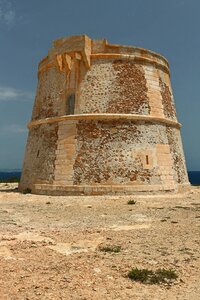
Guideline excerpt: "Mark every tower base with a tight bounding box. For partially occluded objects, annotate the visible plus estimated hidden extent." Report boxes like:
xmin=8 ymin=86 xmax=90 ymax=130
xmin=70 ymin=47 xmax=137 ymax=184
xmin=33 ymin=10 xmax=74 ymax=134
xmin=29 ymin=183 xmax=190 ymax=196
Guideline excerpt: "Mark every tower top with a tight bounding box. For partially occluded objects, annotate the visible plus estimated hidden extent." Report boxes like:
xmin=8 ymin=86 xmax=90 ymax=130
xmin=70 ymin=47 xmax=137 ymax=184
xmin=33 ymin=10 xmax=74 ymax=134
xmin=39 ymin=34 xmax=169 ymax=74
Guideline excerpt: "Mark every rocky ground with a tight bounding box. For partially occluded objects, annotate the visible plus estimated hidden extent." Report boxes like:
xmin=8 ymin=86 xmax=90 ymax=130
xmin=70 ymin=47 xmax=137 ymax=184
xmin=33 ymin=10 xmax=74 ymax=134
xmin=0 ymin=183 xmax=200 ymax=300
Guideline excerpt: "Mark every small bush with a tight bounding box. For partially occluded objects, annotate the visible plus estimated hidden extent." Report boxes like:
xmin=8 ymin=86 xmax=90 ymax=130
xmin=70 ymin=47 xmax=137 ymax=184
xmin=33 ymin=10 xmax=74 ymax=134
xmin=23 ymin=188 xmax=32 ymax=194
xmin=99 ymin=245 xmax=121 ymax=253
xmin=127 ymin=199 xmax=136 ymax=205
xmin=128 ymin=268 xmax=178 ymax=284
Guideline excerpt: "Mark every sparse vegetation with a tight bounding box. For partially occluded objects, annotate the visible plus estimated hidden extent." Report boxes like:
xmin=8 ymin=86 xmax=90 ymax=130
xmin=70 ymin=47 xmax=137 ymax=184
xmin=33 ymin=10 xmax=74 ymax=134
xmin=22 ymin=188 xmax=32 ymax=194
xmin=128 ymin=268 xmax=178 ymax=284
xmin=127 ymin=199 xmax=136 ymax=205
xmin=99 ymin=245 xmax=121 ymax=253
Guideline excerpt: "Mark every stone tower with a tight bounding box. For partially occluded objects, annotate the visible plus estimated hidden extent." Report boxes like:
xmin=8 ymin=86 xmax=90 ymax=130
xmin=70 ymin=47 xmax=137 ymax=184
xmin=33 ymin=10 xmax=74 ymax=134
xmin=19 ymin=35 xmax=190 ymax=195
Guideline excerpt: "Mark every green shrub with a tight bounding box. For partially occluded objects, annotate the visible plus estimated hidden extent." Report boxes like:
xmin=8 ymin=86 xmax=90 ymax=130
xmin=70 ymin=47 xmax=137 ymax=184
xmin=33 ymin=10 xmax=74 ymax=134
xmin=22 ymin=188 xmax=32 ymax=194
xmin=128 ymin=268 xmax=178 ymax=284
xmin=127 ymin=199 xmax=136 ymax=205
xmin=99 ymin=245 xmax=121 ymax=253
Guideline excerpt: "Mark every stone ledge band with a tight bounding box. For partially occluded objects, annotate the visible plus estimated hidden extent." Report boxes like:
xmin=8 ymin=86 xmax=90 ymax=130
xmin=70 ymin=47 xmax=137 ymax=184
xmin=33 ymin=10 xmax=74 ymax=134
xmin=33 ymin=183 xmax=190 ymax=195
xmin=90 ymin=53 xmax=169 ymax=74
xmin=38 ymin=53 xmax=170 ymax=76
xmin=28 ymin=114 xmax=181 ymax=129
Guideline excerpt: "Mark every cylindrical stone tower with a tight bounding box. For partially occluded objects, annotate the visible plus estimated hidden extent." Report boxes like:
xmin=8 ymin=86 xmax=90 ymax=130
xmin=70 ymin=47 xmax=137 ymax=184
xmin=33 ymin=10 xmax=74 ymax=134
xmin=19 ymin=35 xmax=190 ymax=195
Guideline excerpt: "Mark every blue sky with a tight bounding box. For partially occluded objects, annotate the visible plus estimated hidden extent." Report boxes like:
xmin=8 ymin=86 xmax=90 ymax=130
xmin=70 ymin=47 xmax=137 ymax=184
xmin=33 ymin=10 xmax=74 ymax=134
xmin=0 ymin=0 xmax=199 ymax=170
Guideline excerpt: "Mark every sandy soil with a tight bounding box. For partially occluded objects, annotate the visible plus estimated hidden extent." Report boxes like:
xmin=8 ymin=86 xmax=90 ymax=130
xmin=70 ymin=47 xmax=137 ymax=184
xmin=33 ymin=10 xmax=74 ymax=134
xmin=0 ymin=183 xmax=200 ymax=300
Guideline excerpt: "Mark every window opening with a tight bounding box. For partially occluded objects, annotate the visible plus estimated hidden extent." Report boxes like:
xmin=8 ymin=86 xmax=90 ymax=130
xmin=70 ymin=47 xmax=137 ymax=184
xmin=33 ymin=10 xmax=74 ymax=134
xmin=67 ymin=94 xmax=75 ymax=115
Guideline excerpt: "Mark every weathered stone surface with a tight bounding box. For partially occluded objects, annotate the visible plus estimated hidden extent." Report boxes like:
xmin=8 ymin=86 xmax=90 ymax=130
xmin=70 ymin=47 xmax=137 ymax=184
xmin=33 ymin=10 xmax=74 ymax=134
xmin=19 ymin=35 xmax=190 ymax=195
xmin=79 ymin=60 xmax=150 ymax=114
xmin=20 ymin=123 xmax=58 ymax=191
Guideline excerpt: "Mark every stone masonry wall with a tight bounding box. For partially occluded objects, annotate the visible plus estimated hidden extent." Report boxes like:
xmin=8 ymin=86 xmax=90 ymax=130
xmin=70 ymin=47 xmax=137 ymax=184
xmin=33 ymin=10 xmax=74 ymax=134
xmin=166 ymin=127 xmax=188 ymax=184
xmin=73 ymin=120 xmax=174 ymax=186
xmin=20 ymin=123 xmax=58 ymax=190
xmin=32 ymin=67 xmax=66 ymax=120
xmin=54 ymin=120 xmax=77 ymax=185
xmin=79 ymin=59 xmax=150 ymax=115
xmin=79 ymin=58 xmax=178 ymax=122
xmin=143 ymin=65 xmax=164 ymax=118
xmin=159 ymin=77 xmax=177 ymax=120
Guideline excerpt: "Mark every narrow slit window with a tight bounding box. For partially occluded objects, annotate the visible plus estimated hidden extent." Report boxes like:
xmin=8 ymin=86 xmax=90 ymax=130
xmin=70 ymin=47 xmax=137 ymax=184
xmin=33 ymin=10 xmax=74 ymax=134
xmin=37 ymin=150 xmax=40 ymax=157
xmin=67 ymin=93 xmax=75 ymax=115
xmin=146 ymin=155 xmax=149 ymax=165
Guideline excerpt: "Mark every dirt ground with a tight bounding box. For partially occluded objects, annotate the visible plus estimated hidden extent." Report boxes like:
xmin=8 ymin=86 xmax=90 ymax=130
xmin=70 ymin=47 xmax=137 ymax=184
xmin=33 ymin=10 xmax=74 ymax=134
xmin=0 ymin=183 xmax=200 ymax=300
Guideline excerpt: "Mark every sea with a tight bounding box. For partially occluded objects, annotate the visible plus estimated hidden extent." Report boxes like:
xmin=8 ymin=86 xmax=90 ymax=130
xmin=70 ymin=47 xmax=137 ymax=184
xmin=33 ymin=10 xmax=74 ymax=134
xmin=187 ymin=171 xmax=200 ymax=185
xmin=0 ymin=171 xmax=200 ymax=185
xmin=0 ymin=171 xmax=21 ymax=182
